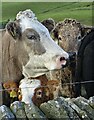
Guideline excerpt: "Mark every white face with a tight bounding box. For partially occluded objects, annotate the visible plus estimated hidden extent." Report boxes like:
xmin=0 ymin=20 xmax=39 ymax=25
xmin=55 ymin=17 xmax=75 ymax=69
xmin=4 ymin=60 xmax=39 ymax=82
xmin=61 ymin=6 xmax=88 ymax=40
xmin=19 ymin=78 xmax=41 ymax=104
xmin=16 ymin=9 xmax=69 ymax=78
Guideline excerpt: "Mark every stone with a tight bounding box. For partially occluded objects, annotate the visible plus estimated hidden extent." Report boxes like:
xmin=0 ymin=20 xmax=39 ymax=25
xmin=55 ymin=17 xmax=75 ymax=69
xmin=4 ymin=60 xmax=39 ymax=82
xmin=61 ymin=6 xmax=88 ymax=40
xmin=0 ymin=105 xmax=15 ymax=120
xmin=66 ymin=98 xmax=90 ymax=120
xmin=88 ymin=96 xmax=94 ymax=109
xmin=40 ymin=99 xmax=69 ymax=120
xmin=72 ymin=97 xmax=94 ymax=120
xmin=56 ymin=97 xmax=80 ymax=120
xmin=24 ymin=103 xmax=46 ymax=120
xmin=10 ymin=101 xmax=27 ymax=119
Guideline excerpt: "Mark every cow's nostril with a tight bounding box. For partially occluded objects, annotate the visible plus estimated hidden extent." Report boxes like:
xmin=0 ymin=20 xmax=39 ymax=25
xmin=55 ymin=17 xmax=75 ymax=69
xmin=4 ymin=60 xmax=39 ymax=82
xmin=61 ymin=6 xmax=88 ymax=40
xmin=60 ymin=57 xmax=65 ymax=61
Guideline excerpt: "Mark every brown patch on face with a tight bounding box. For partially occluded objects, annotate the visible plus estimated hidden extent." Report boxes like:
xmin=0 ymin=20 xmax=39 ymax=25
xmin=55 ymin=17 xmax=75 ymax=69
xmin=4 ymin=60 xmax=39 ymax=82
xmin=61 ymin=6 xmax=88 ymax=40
xmin=32 ymin=80 xmax=60 ymax=107
xmin=32 ymin=87 xmax=52 ymax=107
xmin=22 ymin=28 xmax=46 ymax=55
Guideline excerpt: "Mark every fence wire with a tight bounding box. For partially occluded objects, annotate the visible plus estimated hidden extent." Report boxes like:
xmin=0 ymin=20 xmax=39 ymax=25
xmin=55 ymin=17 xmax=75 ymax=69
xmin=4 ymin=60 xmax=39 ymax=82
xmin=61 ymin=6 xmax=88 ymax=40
xmin=0 ymin=80 xmax=94 ymax=92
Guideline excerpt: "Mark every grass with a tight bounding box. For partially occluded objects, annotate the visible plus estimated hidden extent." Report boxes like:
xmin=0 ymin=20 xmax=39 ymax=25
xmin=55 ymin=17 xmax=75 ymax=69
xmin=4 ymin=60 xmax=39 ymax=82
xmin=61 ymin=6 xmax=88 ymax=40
xmin=1 ymin=2 xmax=94 ymax=26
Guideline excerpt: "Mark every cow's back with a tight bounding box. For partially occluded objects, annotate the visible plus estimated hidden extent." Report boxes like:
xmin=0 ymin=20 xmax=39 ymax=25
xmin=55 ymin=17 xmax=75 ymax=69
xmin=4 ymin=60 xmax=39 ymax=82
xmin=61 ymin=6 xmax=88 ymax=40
xmin=75 ymin=28 xmax=94 ymax=98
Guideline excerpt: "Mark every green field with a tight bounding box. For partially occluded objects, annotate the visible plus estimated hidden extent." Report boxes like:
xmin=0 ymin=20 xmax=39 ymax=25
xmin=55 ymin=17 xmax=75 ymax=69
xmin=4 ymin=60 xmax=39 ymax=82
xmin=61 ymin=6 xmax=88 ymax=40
xmin=1 ymin=2 xmax=94 ymax=26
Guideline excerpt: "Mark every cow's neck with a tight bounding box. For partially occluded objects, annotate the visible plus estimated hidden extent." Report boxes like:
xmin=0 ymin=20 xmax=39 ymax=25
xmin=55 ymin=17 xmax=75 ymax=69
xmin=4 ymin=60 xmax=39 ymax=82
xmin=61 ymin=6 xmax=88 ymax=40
xmin=29 ymin=74 xmax=48 ymax=86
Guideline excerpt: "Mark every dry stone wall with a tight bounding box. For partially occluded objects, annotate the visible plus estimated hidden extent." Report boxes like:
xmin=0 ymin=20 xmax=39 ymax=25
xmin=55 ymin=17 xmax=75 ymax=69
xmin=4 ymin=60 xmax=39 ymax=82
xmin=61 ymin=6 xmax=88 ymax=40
xmin=0 ymin=96 xmax=94 ymax=120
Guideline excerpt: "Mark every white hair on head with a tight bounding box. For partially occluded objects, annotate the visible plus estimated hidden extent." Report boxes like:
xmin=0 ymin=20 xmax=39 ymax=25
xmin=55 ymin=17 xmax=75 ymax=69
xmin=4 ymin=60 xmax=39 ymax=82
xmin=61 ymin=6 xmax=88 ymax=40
xmin=16 ymin=9 xmax=37 ymax=20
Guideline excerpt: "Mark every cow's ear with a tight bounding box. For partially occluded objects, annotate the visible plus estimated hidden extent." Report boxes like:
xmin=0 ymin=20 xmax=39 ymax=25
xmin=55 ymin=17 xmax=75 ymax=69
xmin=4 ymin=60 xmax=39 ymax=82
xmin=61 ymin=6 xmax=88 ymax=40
xmin=6 ymin=21 xmax=22 ymax=40
xmin=41 ymin=18 xmax=55 ymax=33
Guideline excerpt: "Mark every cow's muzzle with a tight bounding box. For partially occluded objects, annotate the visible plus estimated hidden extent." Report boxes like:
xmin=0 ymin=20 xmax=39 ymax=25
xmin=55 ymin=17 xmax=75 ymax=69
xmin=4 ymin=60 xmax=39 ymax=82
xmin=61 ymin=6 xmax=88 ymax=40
xmin=62 ymin=52 xmax=76 ymax=68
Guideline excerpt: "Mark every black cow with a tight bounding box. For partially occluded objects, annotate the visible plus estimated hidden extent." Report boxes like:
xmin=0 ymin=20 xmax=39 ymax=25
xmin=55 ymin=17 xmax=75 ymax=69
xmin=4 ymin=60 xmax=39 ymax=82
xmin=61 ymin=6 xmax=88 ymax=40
xmin=75 ymin=28 xmax=94 ymax=98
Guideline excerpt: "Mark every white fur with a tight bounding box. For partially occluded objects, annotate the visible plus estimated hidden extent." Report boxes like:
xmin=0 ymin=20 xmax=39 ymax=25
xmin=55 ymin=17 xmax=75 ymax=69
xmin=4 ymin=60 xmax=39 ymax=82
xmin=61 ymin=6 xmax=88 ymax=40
xmin=19 ymin=78 xmax=41 ymax=104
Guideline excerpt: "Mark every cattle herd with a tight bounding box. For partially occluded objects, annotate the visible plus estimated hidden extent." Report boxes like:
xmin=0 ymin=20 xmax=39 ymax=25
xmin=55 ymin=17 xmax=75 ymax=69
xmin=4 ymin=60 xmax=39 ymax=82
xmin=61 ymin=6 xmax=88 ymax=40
xmin=0 ymin=9 xmax=94 ymax=107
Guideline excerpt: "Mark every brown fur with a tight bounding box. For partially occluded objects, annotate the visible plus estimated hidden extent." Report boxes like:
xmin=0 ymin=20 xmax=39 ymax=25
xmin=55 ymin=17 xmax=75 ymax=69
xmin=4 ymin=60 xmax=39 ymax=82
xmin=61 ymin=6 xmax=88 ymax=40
xmin=2 ymin=22 xmax=28 ymax=82
xmin=3 ymin=80 xmax=18 ymax=94
xmin=49 ymin=19 xmax=82 ymax=97
xmin=3 ymin=80 xmax=19 ymax=106
xmin=32 ymin=87 xmax=52 ymax=107
xmin=47 ymin=80 xmax=60 ymax=99
xmin=53 ymin=19 xmax=82 ymax=52
xmin=41 ymin=18 xmax=55 ymax=33
xmin=32 ymin=79 xmax=60 ymax=107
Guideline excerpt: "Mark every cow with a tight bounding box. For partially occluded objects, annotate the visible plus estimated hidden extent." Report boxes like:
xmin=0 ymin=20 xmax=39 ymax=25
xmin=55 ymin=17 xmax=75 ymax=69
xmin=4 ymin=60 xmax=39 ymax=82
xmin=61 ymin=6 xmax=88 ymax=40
xmin=3 ymin=80 xmax=19 ymax=106
xmin=1 ymin=9 xmax=69 ymax=105
xmin=18 ymin=79 xmax=60 ymax=106
xmin=75 ymin=28 xmax=94 ymax=98
xmin=46 ymin=19 xmax=83 ymax=97
xmin=32 ymin=80 xmax=60 ymax=107
xmin=51 ymin=19 xmax=92 ymax=97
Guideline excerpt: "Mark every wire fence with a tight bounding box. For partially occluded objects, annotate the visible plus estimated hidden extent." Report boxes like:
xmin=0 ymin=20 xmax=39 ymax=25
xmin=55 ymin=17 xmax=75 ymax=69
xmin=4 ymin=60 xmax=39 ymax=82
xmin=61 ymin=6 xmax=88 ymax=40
xmin=0 ymin=80 xmax=94 ymax=92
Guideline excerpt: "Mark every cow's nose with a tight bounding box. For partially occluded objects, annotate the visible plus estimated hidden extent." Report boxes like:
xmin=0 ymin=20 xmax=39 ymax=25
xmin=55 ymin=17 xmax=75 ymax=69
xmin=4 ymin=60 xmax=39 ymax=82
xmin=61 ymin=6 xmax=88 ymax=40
xmin=56 ymin=56 xmax=68 ymax=69
xmin=68 ymin=52 xmax=76 ymax=61
xmin=60 ymin=57 xmax=66 ymax=61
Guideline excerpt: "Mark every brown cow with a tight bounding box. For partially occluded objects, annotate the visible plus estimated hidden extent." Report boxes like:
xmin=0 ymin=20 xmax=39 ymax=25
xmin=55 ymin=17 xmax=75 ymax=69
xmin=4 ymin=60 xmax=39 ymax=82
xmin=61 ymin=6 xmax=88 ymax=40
xmin=47 ymin=19 xmax=83 ymax=97
xmin=51 ymin=19 xmax=92 ymax=97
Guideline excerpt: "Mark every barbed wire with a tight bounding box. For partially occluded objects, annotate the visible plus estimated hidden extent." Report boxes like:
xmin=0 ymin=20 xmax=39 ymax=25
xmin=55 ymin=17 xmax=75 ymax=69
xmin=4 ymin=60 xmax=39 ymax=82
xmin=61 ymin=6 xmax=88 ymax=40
xmin=0 ymin=80 xmax=94 ymax=92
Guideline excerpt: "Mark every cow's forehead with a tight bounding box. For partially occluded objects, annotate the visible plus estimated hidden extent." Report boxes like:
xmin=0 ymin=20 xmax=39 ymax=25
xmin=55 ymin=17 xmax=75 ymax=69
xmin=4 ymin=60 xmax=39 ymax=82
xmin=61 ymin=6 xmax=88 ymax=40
xmin=16 ymin=9 xmax=49 ymax=35
xmin=16 ymin=9 xmax=37 ymax=21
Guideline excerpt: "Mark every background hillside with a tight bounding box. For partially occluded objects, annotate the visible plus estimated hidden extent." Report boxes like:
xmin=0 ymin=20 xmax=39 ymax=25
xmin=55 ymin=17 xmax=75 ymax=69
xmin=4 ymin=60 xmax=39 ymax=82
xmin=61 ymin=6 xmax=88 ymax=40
xmin=1 ymin=2 xmax=94 ymax=26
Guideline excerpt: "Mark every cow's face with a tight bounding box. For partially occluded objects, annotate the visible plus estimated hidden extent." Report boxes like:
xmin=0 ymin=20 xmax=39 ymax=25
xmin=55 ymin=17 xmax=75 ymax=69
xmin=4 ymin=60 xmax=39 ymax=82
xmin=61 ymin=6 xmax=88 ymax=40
xmin=18 ymin=78 xmax=41 ymax=104
xmin=6 ymin=9 xmax=69 ymax=78
xmin=53 ymin=19 xmax=82 ymax=52
xmin=3 ymin=81 xmax=18 ymax=98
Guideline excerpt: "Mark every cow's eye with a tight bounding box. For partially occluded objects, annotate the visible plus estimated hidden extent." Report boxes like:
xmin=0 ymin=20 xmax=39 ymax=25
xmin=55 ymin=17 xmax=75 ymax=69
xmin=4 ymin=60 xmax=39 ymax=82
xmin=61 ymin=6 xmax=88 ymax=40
xmin=27 ymin=35 xmax=36 ymax=40
xmin=37 ymin=90 xmax=42 ymax=95
xmin=38 ymin=91 xmax=42 ymax=95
